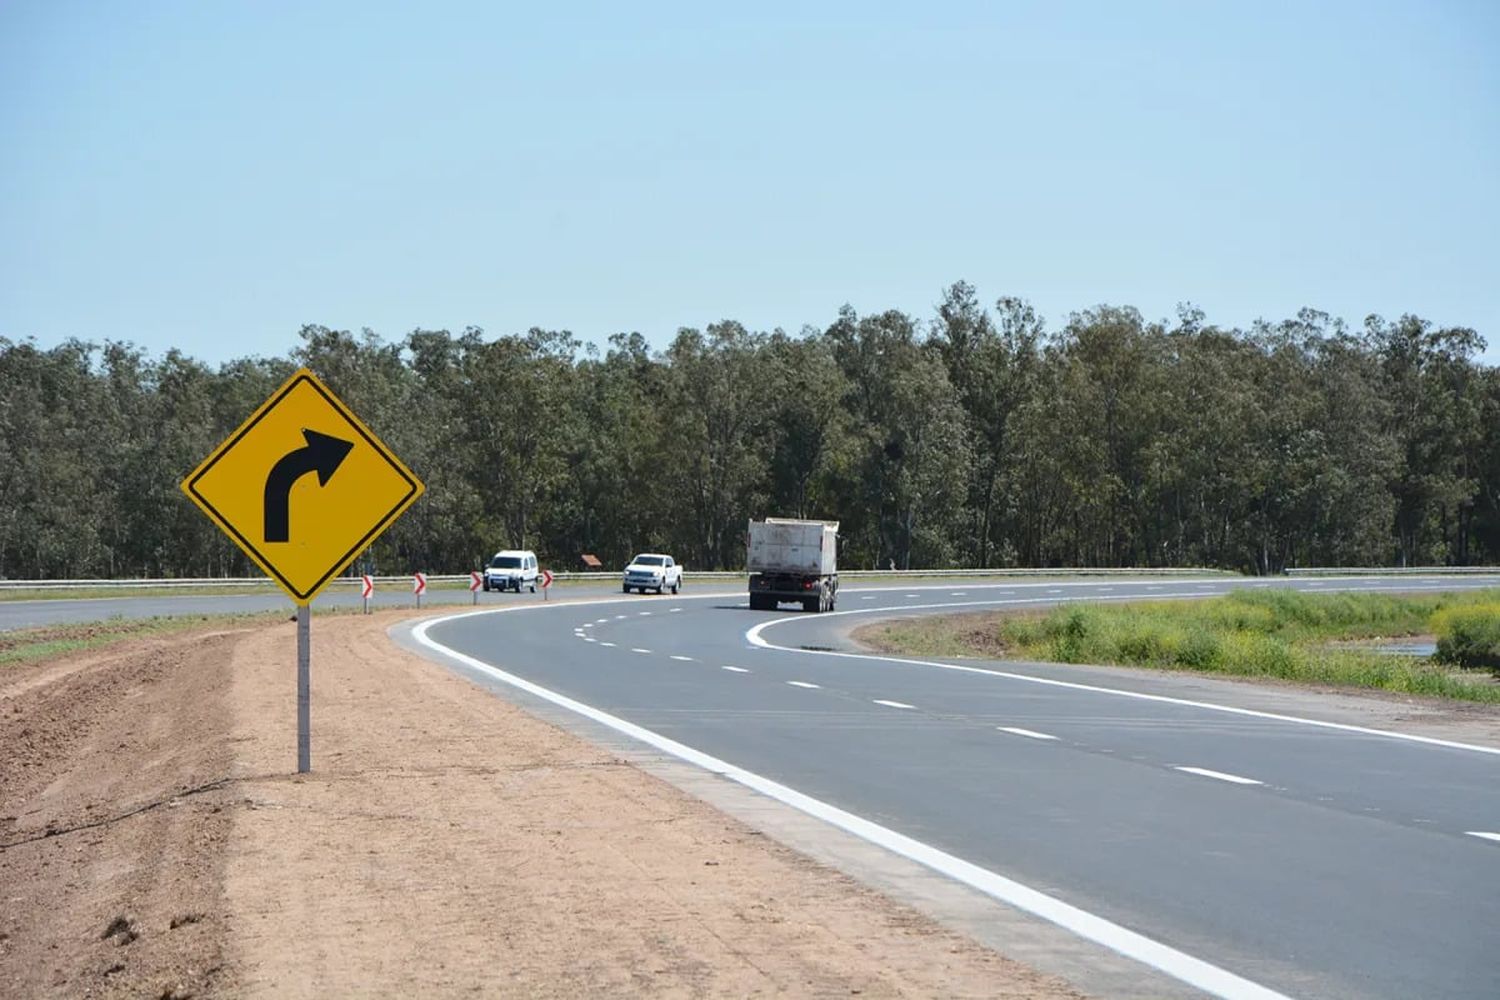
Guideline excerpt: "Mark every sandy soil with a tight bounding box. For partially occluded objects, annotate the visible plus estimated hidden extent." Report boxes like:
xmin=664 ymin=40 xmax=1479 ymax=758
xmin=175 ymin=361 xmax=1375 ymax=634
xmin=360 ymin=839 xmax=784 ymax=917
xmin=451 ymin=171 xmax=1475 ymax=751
xmin=1 ymin=610 xmax=1087 ymax=999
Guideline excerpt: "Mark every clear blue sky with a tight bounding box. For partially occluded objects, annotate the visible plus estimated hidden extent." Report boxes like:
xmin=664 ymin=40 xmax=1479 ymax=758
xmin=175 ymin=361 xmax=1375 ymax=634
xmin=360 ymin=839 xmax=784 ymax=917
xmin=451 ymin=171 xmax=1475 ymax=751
xmin=3 ymin=0 xmax=1497 ymax=365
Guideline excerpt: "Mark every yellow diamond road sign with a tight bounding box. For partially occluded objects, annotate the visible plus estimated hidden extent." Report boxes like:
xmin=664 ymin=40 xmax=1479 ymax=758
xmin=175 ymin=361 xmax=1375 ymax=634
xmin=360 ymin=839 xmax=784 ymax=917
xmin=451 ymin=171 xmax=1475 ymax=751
xmin=181 ymin=368 xmax=424 ymax=604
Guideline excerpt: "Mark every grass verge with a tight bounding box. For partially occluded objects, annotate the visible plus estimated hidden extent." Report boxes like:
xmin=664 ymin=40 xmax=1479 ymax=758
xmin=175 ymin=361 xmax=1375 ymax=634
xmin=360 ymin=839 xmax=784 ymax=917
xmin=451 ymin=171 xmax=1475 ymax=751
xmin=862 ymin=588 xmax=1500 ymax=703
xmin=0 ymin=610 xmax=304 ymax=669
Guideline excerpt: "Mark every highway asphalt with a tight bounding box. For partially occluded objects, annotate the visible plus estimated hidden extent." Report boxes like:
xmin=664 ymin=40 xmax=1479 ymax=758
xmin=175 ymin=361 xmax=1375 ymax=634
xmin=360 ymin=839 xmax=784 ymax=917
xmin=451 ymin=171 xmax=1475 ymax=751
xmin=410 ymin=574 xmax=1500 ymax=1000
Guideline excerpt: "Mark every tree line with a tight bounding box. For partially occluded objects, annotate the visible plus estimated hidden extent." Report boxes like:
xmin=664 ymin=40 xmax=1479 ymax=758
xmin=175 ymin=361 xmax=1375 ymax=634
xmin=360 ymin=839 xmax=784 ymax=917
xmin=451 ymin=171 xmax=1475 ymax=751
xmin=2 ymin=283 xmax=1496 ymax=580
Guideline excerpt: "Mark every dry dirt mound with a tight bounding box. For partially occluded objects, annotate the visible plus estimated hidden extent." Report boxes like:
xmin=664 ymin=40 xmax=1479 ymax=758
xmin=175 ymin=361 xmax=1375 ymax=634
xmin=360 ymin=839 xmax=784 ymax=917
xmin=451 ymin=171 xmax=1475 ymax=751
xmin=2 ymin=610 xmax=1086 ymax=998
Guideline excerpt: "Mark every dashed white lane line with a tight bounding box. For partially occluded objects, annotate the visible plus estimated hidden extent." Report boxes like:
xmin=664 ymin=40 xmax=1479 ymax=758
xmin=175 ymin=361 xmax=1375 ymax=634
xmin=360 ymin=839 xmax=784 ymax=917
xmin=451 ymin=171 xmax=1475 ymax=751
xmin=998 ymin=727 xmax=1057 ymax=741
xmin=1046 ymin=588 xmax=1061 ymax=594
xmin=670 ymin=655 xmax=694 ymax=662
xmin=787 ymin=681 xmax=821 ymax=689
xmin=595 ymin=618 xmax=609 ymax=624
xmin=861 ymin=595 xmax=876 ymax=600
xmin=1097 ymin=586 xmax=1114 ymax=591
xmin=599 ymin=642 xmax=616 ymax=648
xmin=1466 ymin=831 xmax=1500 ymax=844
xmin=950 ymin=592 xmax=967 ymax=596
xmin=639 ymin=611 xmax=653 ymax=616
xmin=583 ymin=637 xmax=597 ymax=643
xmin=904 ymin=593 xmax=919 ymax=598
xmin=670 ymin=608 xmax=683 ymax=613
xmin=631 ymin=647 xmax=652 ymax=654
xmin=615 ymin=615 xmax=628 ymax=620
xmin=873 ymin=699 xmax=916 ymax=710
xmin=1174 ymin=766 xmax=1262 ymax=786
xmin=721 ymin=665 xmax=750 ymax=673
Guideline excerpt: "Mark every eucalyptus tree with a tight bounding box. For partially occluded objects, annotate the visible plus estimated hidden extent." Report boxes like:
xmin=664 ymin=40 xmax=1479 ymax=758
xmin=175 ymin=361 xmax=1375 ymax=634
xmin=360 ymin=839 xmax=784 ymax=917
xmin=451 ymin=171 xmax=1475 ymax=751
xmin=929 ymin=282 xmax=1042 ymax=566
xmin=658 ymin=321 xmax=775 ymax=569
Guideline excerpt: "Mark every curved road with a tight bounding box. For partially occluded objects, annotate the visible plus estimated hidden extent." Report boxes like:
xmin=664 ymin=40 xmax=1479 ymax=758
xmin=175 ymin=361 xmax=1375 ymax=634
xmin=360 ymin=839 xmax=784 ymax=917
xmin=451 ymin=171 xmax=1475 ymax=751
xmin=405 ymin=575 xmax=1500 ymax=1000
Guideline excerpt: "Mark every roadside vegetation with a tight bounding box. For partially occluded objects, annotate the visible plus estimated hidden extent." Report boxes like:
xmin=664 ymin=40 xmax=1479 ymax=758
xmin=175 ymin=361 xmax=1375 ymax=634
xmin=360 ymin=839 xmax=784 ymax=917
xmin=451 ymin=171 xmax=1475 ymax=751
xmin=1 ymin=611 xmax=302 ymax=668
xmin=866 ymin=589 xmax=1500 ymax=703
xmin=4 ymin=287 xmax=1497 ymax=581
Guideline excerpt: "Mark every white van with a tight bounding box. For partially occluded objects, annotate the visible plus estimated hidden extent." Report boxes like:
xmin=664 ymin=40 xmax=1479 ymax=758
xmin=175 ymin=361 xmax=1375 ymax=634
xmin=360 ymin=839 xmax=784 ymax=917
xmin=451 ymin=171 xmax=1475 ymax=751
xmin=483 ymin=549 xmax=539 ymax=592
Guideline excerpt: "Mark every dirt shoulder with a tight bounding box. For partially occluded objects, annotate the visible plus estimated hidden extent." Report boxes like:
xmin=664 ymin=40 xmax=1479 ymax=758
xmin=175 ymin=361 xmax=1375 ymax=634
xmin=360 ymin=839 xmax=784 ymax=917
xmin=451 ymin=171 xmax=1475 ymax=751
xmin=2 ymin=610 xmax=1086 ymax=999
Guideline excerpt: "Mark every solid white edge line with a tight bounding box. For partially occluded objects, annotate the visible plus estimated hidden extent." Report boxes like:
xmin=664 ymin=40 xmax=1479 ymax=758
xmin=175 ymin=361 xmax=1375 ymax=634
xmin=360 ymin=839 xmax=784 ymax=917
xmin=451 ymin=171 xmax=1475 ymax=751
xmin=410 ymin=611 xmax=1292 ymax=1000
xmin=998 ymin=727 xmax=1058 ymax=741
xmin=1466 ymin=831 xmax=1500 ymax=843
xmin=744 ymin=596 xmax=1500 ymax=757
xmin=1174 ymin=766 xmax=1263 ymax=786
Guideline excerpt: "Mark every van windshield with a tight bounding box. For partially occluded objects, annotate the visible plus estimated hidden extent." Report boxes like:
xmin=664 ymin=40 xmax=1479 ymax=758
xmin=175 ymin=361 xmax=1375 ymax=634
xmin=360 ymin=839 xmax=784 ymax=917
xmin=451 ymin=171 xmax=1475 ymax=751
xmin=632 ymin=555 xmax=663 ymax=566
xmin=490 ymin=556 xmax=521 ymax=568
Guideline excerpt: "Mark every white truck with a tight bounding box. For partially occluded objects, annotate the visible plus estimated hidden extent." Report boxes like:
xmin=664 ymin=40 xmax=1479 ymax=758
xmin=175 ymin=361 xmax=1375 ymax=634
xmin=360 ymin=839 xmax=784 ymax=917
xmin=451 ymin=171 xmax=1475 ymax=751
xmin=746 ymin=518 xmax=838 ymax=612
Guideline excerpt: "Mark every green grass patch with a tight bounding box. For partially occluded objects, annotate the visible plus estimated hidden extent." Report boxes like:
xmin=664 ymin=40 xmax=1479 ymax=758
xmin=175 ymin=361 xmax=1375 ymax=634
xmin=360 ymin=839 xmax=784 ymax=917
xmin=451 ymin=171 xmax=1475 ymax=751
xmin=0 ymin=611 xmax=295 ymax=668
xmin=867 ymin=588 xmax=1500 ymax=703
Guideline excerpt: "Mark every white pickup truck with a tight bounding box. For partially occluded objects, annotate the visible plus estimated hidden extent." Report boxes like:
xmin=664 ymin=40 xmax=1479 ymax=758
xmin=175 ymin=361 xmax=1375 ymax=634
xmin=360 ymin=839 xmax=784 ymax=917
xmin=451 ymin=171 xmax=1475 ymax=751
xmin=623 ymin=553 xmax=682 ymax=594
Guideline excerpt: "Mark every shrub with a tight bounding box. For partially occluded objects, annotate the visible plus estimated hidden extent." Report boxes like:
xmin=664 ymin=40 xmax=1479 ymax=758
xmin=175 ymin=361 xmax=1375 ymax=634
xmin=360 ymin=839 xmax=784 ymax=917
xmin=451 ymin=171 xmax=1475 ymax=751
xmin=1433 ymin=606 xmax=1500 ymax=671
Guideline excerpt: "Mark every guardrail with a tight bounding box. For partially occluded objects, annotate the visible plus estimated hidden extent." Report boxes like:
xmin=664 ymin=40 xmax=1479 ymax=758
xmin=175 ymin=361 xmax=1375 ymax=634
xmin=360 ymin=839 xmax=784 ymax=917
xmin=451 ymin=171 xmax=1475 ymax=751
xmin=0 ymin=566 xmax=1247 ymax=590
xmin=1284 ymin=567 xmax=1500 ymax=576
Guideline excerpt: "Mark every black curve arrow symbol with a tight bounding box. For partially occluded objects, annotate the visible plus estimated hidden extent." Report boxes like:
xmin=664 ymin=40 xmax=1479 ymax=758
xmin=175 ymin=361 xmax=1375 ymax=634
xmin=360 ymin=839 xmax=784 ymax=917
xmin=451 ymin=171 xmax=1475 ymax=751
xmin=263 ymin=429 xmax=355 ymax=543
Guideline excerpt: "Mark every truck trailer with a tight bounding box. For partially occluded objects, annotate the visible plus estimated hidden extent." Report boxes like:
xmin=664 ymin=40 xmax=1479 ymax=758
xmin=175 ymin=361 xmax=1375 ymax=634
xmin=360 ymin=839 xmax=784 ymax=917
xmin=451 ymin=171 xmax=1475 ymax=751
xmin=746 ymin=517 xmax=838 ymax=612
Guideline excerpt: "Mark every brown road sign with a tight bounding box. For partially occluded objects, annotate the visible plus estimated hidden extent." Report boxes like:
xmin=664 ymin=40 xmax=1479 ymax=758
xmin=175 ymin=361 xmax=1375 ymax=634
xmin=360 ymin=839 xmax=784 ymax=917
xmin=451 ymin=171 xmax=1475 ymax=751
xmin=181 ymin=368 xmax=424 ymax=604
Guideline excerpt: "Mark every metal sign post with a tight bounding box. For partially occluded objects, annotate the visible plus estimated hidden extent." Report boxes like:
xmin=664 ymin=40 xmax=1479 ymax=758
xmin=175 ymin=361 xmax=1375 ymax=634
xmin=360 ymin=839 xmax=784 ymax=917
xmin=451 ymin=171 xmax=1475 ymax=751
xmin=297 ymin=604 xmax=311 ymax=773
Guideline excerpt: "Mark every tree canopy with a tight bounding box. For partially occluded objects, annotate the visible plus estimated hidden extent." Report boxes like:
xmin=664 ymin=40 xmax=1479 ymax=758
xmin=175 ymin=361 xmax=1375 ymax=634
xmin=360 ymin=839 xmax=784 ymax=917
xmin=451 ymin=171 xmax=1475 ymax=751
xmin=2 ymin=287 xmax=1495 ymax=579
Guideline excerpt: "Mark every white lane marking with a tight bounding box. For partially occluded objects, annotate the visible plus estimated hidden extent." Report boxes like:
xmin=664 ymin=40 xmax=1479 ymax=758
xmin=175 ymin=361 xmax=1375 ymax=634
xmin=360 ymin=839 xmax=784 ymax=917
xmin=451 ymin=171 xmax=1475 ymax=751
xmin=861 ymin=595 xmax=876 ymax=600
xmin=1097 ymin=586 xmax=1114 ymax=591
xmin=998 ymin=727 xmax=1057 ymax=741
xmin=615 ymin=615 xmax=628 ymax=620
xmin=670 ymin=655 xmax=694 ymax=662
xmin=721 ymin=665 xmax=750 ymax=673
xmin=410 ymin=616 xmax=1293 ymax=1000
xmin=639 ymin=611 xmax=653 ymax=616
xmin=595 ymin=618 xmax=610 ymax=624
xmin=1466 ymin=831 xmax=1500 ymax=843
xmin=1046 ymin=588 xmax=1061 ymax=594
xmin=583 ymin=637 xmax=597 ymax=643
xmin=1146 ymin=585 xmax=1161 ymax=590
xmin=950 ymin=592 xmax=967 ymax=596
xmin=630 ymin=647 xmax=652 ymax=654
xmin=874 ymin=699 xmax=916 ymax=710
xmin=1173 ymin=767 xmax=1262 ymax=786
xmin=599 ymin=641 xmax=616 ymax=648
xmin=670 ymin=608 xmax=683 ymax=613
xmin=787 ymin=680 xmax=821 ymax=689
xmin=905 ymin=593 xmax=919 ymax=598
xmin=744 ymin=598 xmax=1500 ymax=757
